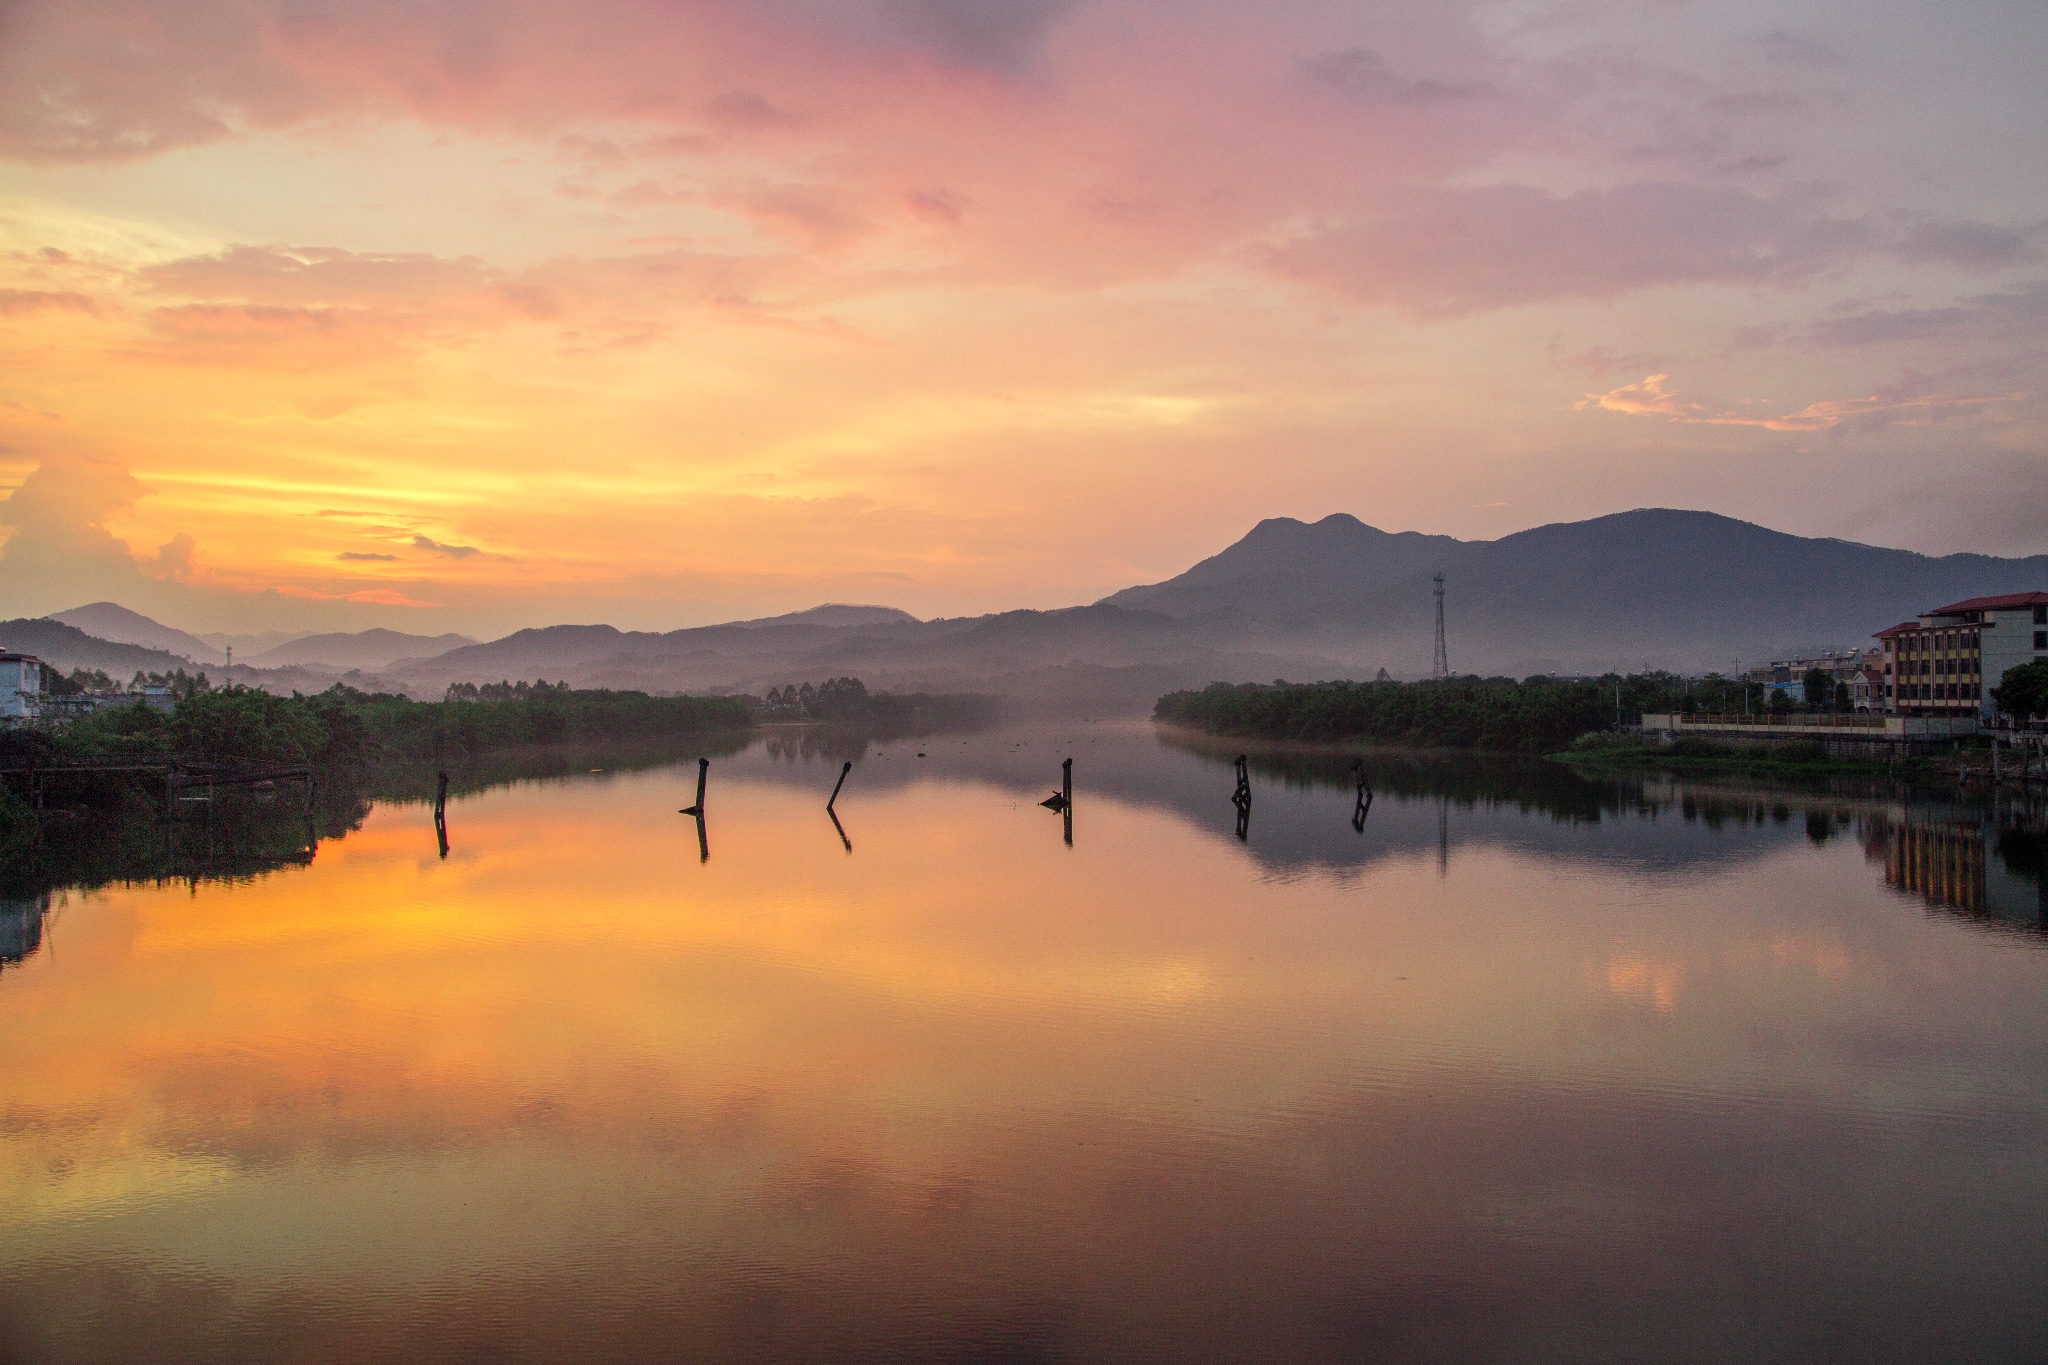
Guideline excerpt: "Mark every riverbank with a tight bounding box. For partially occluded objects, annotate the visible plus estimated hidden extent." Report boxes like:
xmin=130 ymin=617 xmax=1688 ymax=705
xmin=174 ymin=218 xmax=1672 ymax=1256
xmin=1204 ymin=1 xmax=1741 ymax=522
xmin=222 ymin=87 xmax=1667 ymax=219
xmin=1151 ymin=715 xmax=1960 ymax=787
xmin=1150 ymin=679 xmax=2001 ymax=785
xmin=1552 ymin=734 xmax=1941 ymax=780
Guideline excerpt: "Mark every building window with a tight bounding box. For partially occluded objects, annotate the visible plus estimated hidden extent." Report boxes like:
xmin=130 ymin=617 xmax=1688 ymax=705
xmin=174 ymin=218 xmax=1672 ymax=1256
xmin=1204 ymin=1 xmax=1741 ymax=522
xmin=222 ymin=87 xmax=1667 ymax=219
xmin=2037 ymin=630 xmax=2047 ymax=650
xmin=2036 ymin=605 xmax=2046 ymax=625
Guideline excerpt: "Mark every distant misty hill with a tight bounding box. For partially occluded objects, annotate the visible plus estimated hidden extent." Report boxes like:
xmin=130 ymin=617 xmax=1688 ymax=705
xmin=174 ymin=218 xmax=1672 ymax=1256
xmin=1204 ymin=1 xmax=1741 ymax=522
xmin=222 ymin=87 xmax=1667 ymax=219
xmin=1101 ymin=509 xmax=2048 ymax=675
xmin=0 ymin=618 xmax=198 ymax=677
xmin=29 ymin=510 xmax=2048 ymax=714
xmin=401 ymin=604 xmax=1344 ymax=715
xmin=247 ymin=628 xmax=477 ymax=670
xmin=731 ymin=604 xmax=920 ymax=629
xmin=52 ymin=602 xmax=225 ymax=665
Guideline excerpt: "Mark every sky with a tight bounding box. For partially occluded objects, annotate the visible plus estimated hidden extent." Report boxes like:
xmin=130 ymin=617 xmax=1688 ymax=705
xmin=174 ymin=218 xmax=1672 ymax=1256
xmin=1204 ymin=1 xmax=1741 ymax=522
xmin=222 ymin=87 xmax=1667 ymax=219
xmin=0 ymin=0 xmax=2043 ymax=637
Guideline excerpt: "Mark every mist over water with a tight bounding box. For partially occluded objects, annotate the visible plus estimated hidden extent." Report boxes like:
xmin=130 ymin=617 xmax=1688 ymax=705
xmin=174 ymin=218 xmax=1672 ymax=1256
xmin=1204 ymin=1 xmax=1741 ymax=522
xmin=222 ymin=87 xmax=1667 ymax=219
xmin=3 ymin=723 xmax=2047 ymax=1363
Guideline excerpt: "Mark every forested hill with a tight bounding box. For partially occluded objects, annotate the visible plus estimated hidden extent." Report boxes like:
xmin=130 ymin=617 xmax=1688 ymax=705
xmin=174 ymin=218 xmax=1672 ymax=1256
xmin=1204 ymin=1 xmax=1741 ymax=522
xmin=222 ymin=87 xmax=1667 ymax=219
xmin=1102 ymin=509 xmax=2048 ymax=674
xmin=0 ymin=618 xmax=197 ymax=677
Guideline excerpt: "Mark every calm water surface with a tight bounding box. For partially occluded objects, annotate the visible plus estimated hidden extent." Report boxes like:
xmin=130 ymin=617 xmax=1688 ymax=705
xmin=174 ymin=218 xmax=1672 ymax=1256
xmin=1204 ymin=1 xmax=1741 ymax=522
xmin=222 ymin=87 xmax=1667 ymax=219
xmin=4 ymin=723 xmax=2048 ymax=1363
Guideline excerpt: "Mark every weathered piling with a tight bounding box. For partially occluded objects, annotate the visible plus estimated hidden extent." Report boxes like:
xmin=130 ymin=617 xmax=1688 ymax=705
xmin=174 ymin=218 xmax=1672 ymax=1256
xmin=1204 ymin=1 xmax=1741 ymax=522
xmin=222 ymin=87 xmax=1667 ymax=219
xmin=434 ymin=770 xmax=450 ymax=859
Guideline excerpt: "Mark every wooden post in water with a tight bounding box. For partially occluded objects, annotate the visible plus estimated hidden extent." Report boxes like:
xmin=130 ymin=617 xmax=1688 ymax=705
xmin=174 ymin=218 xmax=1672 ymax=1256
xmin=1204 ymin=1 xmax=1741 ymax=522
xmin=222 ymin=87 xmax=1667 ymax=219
xmin=1062 ymin=758 xmax=1073 ymax=847
xmin=828 ymin=761 xmax=852 ymax=811
xmin=677 ymin=758 xmax=711 ymax=863
xmin=433 ymin=769 xmax=450 ymax=859
xmin=681 ymin=758 xmax=709 ymax=817
xmin=1231 ymin=755 xmax=1253 ymax=841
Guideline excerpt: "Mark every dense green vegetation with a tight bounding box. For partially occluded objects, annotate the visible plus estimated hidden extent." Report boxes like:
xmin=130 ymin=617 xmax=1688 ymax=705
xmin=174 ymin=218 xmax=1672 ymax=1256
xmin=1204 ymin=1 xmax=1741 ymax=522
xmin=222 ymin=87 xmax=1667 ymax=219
xmin=0 ymin=683 xmax=757 ymax=896
xmin=1994 ymin=661 xmax=2048 ymax=722
xmin=759 ymin=676 xmax=1002 ymax=732
xmin=13 ymin=683 xmax=753 ymax=769
xmin=1154 ymin=674 xmax=1733 ymax=755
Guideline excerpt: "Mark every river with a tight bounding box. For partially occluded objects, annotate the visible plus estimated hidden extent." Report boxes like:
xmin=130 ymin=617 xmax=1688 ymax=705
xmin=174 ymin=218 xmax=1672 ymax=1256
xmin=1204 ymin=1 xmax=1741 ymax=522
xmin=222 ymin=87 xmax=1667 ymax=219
xmin=3 ymin=722 xmax=2046 ymax=1362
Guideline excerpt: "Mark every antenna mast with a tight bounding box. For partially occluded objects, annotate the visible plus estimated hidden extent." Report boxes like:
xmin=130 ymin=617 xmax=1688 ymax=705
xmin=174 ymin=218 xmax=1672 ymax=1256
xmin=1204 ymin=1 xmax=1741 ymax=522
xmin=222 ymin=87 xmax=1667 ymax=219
xmin=1431 ymin=572 xmax=1448 ymax=680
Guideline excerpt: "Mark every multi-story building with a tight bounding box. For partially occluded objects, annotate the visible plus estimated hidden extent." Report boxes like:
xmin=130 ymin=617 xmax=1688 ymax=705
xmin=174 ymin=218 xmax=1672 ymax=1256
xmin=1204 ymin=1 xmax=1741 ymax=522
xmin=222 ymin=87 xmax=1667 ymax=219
xmin=1742 ymin=648 xmax=1879 ymax=702
xmin=1876 ymin=592 xmax=2048 ymax=722
xmin=0 ymin=652 xmax=45 ymax=719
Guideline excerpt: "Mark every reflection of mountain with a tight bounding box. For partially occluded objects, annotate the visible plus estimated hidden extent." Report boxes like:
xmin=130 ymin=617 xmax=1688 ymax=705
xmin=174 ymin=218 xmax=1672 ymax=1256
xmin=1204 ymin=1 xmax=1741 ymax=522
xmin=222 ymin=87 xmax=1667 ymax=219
xmin=12 ymin=716 xmax=2044 ymax=926
xmin=1866 ymin=815 xmax=2048 ymax=936
xmin=713 ymin=721 xmax=1963 ymax=884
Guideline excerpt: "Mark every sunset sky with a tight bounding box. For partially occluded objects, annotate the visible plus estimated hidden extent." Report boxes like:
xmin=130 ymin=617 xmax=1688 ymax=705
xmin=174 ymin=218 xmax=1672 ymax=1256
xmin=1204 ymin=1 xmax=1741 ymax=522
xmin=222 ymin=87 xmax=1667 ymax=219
xmin=1 ymin=0 xmax=2043 ymax=636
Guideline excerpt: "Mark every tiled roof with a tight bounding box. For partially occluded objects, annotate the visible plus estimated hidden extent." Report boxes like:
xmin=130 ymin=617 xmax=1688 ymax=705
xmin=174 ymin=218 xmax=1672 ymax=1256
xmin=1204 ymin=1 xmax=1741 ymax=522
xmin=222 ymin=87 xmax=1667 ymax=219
xmin=1929 ymin=591 xmax=2048 ymax=614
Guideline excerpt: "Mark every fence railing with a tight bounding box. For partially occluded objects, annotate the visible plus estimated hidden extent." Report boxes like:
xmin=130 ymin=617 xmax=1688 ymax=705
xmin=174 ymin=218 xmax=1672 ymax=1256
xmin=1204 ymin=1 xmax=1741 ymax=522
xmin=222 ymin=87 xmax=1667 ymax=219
xmin=1667 ymin=713 xmax=1889 ymax=730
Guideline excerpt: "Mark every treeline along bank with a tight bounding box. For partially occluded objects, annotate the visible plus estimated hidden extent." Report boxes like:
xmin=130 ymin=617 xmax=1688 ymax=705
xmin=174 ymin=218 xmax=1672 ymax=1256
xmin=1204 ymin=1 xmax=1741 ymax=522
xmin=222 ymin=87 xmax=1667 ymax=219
xmin=1155 ymin=674 xmax=1765 ymax=755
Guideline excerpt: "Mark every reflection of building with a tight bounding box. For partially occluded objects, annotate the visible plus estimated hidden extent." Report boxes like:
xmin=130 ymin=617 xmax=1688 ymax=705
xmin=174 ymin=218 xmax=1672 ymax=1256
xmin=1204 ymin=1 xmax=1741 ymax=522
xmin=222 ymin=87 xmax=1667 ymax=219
xmin=1878 ymin=592 xmax=2048 ymax=721
xmin=1867 ymin=817 xmax=2048 ymax=933
xmin=0 ymin=652 xmax=46 ymax=719
xmin=0 ymin=894 xmax=49 ymax=968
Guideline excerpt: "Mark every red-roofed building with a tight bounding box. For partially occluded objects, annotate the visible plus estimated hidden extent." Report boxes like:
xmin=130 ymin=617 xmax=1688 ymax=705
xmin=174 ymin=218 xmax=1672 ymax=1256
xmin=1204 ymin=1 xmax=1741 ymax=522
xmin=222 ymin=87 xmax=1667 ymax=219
xmin=1875 ymin=593 xmax=2048 ymax=721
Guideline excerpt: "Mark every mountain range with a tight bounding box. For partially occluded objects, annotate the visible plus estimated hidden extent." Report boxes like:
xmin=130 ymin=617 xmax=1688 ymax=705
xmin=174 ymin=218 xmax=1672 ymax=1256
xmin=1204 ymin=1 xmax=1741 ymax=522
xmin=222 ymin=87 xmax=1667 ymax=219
xmin=241 ymin=628 xmax=479 ymax=671
xmin=10 ymin=509 xmax=2046 ymax=712
xmin=1102 ymin=508 xmax=2048 ymax=675
xmin=50 ymin=602 xmax=228 ymax=665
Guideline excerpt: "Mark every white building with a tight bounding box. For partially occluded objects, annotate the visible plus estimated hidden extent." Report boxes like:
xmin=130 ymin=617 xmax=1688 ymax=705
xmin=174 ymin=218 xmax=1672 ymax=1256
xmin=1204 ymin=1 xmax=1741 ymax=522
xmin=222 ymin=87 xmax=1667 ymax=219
xmin=0 ymin=653 xmax=46 ymax=719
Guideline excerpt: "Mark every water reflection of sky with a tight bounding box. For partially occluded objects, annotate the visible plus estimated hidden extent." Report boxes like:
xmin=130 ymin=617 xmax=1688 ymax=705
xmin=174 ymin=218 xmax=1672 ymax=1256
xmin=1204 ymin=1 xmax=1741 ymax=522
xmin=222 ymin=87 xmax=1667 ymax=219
xmin=2 ymin=723 xmax=2046 ymax=1363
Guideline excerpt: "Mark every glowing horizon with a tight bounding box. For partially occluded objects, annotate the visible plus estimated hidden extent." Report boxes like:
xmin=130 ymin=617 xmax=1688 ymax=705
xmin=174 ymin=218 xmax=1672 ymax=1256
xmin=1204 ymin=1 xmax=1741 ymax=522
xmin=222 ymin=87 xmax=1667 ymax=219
xmin=1 ymin=0 xmax=2043 ymax=637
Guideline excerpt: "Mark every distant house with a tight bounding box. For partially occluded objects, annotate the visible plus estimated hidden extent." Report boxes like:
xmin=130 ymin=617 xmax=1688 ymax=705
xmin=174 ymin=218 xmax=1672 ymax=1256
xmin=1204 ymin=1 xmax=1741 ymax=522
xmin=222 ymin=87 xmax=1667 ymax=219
xmin=1741 ymin=648 xmax=1874 ymax=697
xmin=0 ymin=653 xmax=46 ymax=719
xmin=1851 ymin=665 xmax=1888 ymax=713
xmin=1877 ymin=591 xmax=2048 ymax=722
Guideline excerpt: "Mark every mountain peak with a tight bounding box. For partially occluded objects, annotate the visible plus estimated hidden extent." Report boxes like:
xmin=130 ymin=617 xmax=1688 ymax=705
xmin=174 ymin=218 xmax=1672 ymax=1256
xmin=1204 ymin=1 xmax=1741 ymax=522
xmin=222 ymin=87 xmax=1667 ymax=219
xmin=1098 ymin=508 xmax=2048 ymax=673
xmin=49 ymin=602 xmax=220 ymax=664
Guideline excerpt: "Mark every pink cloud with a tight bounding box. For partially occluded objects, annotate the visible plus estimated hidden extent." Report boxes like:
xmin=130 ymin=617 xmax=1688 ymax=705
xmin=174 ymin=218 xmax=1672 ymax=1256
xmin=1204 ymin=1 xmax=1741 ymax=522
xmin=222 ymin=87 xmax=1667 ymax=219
xmin=4 ymin=0 xmax=2035 ymax=324
xmin=0 ymin=288 xmax=100 ymax=316
xmin=1270 ymin=183 xmax=1870 ymax=317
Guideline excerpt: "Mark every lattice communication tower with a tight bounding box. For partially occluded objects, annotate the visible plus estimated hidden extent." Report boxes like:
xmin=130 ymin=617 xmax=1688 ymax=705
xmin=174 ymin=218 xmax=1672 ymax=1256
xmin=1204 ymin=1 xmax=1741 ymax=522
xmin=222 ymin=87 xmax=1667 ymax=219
xmin=1431 ymin=572 xmax=1449 ymax=680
